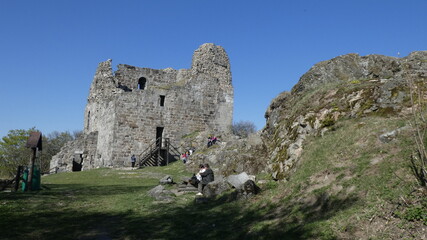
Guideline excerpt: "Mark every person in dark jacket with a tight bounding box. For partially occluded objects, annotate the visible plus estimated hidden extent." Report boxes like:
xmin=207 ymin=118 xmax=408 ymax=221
xmin=130 ymin=154 xmax=136 ymax=169
xmin=196 ymin=164 xmax=214 ymax=196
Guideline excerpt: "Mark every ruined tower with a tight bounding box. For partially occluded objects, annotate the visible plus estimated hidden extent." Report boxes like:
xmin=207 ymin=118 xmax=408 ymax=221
xmin=50 ymin=43 xmax=233 ymax=172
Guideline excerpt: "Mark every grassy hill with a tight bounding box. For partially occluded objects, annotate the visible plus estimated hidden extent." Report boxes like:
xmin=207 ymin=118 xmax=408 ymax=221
xmin=2 ymin=52 xmax=427 ymax=239
xmin=1 ymin=114 xmax=426 ymax=240
xmin=260 ymin=115 xmax=426 ymax=239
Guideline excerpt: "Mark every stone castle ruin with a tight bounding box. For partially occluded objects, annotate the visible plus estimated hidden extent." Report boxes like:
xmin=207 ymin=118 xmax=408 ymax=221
xmin=50 ymin=43 xmax=233 ymax=172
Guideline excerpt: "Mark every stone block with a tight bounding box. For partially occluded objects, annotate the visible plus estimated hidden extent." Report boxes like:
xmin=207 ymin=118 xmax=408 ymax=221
xmin=226 ymin=172 xmax=251 ymax=189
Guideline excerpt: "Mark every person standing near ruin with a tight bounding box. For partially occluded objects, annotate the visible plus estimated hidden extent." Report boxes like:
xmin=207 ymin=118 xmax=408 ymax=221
xmin=130 ymin=154 xmax=136 ymax=169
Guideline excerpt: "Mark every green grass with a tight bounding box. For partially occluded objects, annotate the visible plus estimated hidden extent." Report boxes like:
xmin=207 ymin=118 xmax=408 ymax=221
xmin=1 ymin=115 xmax=425 ymax=239
xmin=181 ymin=130 xmax=200 ymax=139
xmin=0 ymin=160 xmax=356 ymax=240
xmin=0 ymin=164 xmax=194 ymax=239
xmin=271 ymin=115 xmax=423 ymax=238
xmin=1 ymin=163 xmax=299 ymax=240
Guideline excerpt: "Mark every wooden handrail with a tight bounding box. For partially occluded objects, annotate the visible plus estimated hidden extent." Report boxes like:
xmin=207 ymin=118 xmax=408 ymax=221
xmin=137 ymin=137 xmax=180 ymax=167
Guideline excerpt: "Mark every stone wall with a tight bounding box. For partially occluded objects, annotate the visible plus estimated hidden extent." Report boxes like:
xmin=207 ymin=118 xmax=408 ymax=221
xmin=51 ymin=43 xmax=234 ymax=172
xmin=50 ymin=132 xmax=98 ymax=172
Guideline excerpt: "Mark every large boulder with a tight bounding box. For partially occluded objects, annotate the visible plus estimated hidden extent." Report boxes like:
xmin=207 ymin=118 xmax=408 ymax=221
xmin=201 ymin=177 xmax=261 ymax=200
xmin=159 ymin=175 xmax=173 ymax=185
xmin=379 ymin=126 xmax=408 ymax=143
xmin=147 ymin=185 xmax=175 ymax=202
xmin=187 ymin=132 xmax=268 ymax=178
xmin=226 ymin=172 xmax=255 ymax=189
xmin=241 ymin=180 xmax=261 ymax=196
xmin=202 ymin=179 xmax=231 ymax=198
xmin=232 ymin=180 xmax=261 ymax=200
xmin=225 ymin=180 xmax=261 ymax=201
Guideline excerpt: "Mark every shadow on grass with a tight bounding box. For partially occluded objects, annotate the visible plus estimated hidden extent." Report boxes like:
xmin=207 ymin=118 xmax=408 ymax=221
xmin=0 ymin=186 xmax=360 ymax=240
xmin=0 ymin=183 xmax=152 ymax=201
xmin=122 ymin=193 xmax=360 ymax=240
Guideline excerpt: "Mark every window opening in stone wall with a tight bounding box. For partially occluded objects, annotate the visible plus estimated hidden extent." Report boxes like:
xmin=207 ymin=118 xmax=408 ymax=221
xmin=138 ymin=77 xmax=147 ymax=90
xmin=159 ymin=95 xmax=165 ymax=107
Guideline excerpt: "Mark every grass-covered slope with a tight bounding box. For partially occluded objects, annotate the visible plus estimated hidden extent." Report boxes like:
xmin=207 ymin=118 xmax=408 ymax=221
xmin=1 ymin=115 xmax=426 ymax=240
xmin=263 ymin=115 xmax=426 ymax=239
xmin=2 ymin=51 xmax=427 ymax=240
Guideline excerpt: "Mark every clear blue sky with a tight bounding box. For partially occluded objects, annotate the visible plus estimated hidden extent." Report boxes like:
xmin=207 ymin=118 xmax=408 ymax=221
xmin=0 ymin=0 xmax=426 ymax=138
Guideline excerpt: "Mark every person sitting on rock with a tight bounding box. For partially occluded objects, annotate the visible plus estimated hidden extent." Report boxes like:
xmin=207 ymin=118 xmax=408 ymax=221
xmin=188 ymin=164 xmax=204 ymax=187
xmin=207 ymin=136 xmax=213 ymax=148
xmin=196 ymin=164 xmax=214 ymax=196
xmin=181 ymin=153 xmax=187 ymax=164
xmin=212 ymin=136 xmax=218 ymax=145
xmin=185 ymin=151 xmax=190 ymax=162
xmin=196 ymin=164 xmax=205 ymax=182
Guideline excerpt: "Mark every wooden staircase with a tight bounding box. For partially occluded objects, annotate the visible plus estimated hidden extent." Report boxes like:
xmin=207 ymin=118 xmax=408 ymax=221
xmin=138 ymin=138 xmax=180 ymax=167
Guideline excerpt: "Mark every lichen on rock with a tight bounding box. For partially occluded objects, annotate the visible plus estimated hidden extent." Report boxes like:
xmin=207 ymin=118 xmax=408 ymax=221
xmin=262 ymin=51 xmax=427 ymax=180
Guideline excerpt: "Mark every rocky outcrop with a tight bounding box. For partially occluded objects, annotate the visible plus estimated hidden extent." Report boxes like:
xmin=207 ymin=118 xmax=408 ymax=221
xmin=185 ymin=131 xmax=268 ymax=178
xmin=263 ymin=51 xmax=427 ymax=180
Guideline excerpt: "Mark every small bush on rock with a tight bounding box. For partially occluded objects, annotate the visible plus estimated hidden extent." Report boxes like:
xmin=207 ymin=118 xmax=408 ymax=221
xmin=232 ymin=121 xmax=257 ymax=138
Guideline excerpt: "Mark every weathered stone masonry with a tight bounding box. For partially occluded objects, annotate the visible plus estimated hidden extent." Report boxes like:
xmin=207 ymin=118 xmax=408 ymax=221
xmin=51 ymin=43 xmax=233 ymax=172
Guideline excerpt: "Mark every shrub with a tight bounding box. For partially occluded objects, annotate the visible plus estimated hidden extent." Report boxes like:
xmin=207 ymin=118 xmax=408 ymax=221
xmin=232 ymin=121 xmax=257 ymax=138
xmin=404 ymin=206 xmax=427 ymax=224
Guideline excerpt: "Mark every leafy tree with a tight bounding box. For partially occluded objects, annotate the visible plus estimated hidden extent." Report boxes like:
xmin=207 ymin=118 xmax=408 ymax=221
xmin=0 ymin=128 xmax=35 ymax=178
xmin=46 ymin=131 xmax=74 ymax=154
xmin=40 ymin=131 xmax=74 ymax=173
xmin=0 ymin=129 xmax=79 ymax=177
xmin=232 ymin=121 xmax=257 ymax=138
xmin=73 ymin=130 xmax=83 ymax=139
